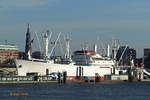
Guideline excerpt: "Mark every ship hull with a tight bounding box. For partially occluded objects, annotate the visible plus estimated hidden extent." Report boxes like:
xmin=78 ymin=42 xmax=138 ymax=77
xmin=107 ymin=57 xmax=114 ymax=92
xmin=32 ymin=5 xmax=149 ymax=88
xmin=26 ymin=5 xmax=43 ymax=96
xmin=15 ymin=59 xmax=114 ymax=80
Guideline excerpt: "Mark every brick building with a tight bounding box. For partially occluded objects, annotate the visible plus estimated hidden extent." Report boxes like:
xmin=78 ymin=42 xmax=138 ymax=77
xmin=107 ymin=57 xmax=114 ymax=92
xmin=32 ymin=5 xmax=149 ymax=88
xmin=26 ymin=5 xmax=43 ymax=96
xmin=0 ymin=44 xmax=19 ymax=64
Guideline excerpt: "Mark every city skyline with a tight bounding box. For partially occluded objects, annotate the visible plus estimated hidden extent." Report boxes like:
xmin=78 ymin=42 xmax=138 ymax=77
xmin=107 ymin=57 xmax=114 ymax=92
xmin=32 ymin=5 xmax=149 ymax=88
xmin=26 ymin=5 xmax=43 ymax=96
xmin=0 ymin=0 xmax=150 ymax=57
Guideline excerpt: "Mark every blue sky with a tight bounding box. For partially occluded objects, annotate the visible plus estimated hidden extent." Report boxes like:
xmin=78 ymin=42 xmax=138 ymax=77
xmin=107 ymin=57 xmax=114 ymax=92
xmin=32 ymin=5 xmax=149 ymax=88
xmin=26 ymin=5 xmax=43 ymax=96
xmin=0 ymin=0 xmax=150 ymax=57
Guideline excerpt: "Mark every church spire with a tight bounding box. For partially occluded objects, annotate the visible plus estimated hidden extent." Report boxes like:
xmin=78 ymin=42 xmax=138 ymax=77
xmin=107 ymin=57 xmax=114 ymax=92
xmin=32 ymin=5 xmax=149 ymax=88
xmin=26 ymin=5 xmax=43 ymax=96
xmin=27 ymin=23 xmax=30 ymax=34
xmin=25 ymin=24 xmax=32 ymax=60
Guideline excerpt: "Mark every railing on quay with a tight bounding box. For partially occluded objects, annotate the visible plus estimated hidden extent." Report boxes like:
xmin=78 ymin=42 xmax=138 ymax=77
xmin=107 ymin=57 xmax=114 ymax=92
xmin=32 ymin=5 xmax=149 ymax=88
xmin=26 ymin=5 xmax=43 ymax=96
xmin=0 ymin=76 xmax=55 ymax=82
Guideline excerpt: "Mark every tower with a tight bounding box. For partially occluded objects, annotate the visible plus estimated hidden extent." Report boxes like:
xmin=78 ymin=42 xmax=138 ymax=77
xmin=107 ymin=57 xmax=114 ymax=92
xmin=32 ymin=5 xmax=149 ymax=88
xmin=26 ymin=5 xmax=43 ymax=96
xmin=25 ymin=24 xmax=32 ymax=60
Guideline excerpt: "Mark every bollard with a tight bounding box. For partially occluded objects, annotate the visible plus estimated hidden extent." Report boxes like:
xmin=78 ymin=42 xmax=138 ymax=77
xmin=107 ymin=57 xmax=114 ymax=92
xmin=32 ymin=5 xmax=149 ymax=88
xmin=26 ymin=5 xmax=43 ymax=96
xmin=57 ymin=72 xmax=61 ymax=84
xmin=34 ymin=76 xmax=38 ymax=81
xmin=95 ymin=73 xmax=100 ymax=82
xmin=63 ymin=71 xmax=67 ymax=84
xmin=128 ymin=67 xmax=132 ymax=82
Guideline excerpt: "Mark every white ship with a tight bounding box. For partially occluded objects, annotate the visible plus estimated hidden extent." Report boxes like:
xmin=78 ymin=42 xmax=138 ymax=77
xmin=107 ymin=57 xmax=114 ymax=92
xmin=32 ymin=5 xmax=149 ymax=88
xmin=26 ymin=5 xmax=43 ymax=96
xmin=15 ymin=25 xmax=115 ymax=80
xmin=15 ymin=50 xmax=115 ymax=80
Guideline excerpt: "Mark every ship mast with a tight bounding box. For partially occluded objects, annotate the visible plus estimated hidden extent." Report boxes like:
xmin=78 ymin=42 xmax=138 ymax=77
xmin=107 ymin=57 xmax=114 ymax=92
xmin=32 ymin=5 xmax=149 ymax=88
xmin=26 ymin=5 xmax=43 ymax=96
xmin=65 ymin=34 xmax=71 ymax=60
xmin=48 ymin=32 xmax=61 ymax=58
xmin=93 ymin=44 xmax=97 ymax=53
xmin=112 ymin=39 xmax=119 ymax=60
xmin=107 ymin=44 xmax=110 ymax=57
xmin=43 ymin=30 xmax=49 ymax=59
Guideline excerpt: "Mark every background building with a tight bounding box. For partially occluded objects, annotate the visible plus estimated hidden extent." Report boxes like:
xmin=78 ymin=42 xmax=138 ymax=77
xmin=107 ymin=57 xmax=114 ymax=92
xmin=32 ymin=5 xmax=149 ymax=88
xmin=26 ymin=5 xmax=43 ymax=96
xmin=144 ymin=48 xmax=150 ymax=69
xmin=134 ymin=48 xmax=150 ymax=68
xmin=0 ymin=44 xmax=19 ymax=64
xmin=144 ymin=48 xmax=150 ymax=57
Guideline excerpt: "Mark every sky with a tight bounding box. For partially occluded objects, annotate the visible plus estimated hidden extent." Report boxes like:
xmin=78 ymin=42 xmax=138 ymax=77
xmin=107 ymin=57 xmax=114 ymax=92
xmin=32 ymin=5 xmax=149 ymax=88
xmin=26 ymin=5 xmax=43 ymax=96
xmin=0 ymin=0 xmax=150 ymax=57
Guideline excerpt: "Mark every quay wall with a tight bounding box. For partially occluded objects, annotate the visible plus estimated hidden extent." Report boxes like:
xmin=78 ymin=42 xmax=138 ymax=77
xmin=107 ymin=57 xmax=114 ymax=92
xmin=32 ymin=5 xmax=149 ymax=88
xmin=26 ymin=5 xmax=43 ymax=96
xmin=0 ymin=76 xmax=55 ymax=82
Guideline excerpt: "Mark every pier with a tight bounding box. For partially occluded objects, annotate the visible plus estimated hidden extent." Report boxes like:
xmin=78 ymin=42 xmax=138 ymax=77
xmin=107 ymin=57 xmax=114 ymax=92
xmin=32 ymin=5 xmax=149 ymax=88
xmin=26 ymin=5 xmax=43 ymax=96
xmin=0 ymin=76 xmax=57 ymax=84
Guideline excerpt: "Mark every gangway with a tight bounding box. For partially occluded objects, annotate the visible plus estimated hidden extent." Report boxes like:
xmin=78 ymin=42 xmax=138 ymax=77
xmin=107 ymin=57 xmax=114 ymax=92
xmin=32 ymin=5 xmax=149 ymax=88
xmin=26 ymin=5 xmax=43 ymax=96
xmin=143 ymin=69 xmax=150 ymax=77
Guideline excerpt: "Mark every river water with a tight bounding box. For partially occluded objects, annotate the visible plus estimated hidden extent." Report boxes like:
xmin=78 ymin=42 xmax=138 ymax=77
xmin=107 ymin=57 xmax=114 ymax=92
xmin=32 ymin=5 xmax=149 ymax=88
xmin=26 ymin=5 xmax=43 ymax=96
xmin=0 ymin=82 xmax=150 ymax=100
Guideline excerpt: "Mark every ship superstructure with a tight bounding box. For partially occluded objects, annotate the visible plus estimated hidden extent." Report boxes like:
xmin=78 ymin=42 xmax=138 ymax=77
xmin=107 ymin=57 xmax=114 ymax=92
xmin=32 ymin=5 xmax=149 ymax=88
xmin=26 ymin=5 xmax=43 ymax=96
xmin=72 ymin=50 xmax=114 ymax=66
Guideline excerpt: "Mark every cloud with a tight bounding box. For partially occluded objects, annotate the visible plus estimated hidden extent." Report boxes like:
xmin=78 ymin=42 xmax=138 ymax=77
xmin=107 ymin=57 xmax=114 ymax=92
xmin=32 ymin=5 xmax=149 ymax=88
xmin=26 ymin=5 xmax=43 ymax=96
xmin=0 ymin=0 xmax=60 ymax=8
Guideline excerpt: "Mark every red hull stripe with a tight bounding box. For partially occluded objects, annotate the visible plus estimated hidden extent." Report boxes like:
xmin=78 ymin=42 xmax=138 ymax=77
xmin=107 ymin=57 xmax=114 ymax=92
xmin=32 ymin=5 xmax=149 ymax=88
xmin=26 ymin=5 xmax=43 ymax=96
xmin=68 ymin=76 xmax=105 ymax=80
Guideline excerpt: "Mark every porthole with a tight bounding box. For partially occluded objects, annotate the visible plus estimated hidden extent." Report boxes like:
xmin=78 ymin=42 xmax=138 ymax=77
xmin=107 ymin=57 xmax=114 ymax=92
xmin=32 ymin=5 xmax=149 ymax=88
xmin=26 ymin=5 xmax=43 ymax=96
xmin=18 ymin=65 xmax=22 ymax=68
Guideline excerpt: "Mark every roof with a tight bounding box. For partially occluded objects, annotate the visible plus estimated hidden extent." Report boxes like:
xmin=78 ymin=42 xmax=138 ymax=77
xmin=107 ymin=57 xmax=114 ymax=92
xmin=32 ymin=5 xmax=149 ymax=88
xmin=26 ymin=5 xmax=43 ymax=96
xmin=0 ymin=44 xmax=19 ymax=50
